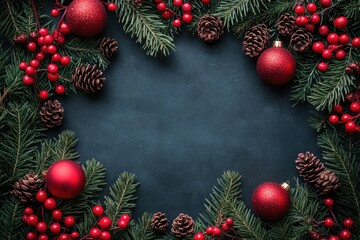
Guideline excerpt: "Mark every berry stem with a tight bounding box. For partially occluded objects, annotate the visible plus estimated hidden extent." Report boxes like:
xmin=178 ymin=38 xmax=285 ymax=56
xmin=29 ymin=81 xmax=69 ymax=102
xmin=317 ymin=0 xmax=346 ymax=15
xmin=57 ymin=9 xmax=68 ymax=29
xmin=165 ymin=8 xmax=181 ymax=18
xmin=30 ymin=0 xmax=40 ymax=30
xmin=0 ymin=88 xmax=10 ymax=107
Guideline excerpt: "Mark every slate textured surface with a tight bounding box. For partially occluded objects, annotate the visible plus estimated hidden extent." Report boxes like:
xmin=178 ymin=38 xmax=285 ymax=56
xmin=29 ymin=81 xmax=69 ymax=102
xmin=59 ymin=14 xmax=320 ymax=220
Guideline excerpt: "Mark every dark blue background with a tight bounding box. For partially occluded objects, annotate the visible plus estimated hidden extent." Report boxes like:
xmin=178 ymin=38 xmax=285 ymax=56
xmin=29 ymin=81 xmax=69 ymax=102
xmin=60 ymin=14 xmax=320 ymax=220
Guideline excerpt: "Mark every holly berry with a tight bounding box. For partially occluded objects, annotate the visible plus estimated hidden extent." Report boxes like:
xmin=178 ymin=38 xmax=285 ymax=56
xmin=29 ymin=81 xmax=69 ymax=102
xmin=154 ymin=0 xmax=163 ymax=3
xmin=117 ymin=219 xmax=129 ymax=229
xmin=52 ymin=53 xmax=61 ymax=62
xmin=60 ymin=56 xmax=71 ymax=66
xmin=107 ymin=3 xmax=117 ymax=11
xmin=327 ymin=33 xmax=339 ymax=44
xmin=312 ymin=42 xmax=325 ymax=54
xmin=329 ymin=115 xmax=339 ymax=124
xmin=59 ymin=23 xmax=71 ymax=35
xmin=19 ymin=62 xmax=27 ymax=71
xmin=350 ymin=102 xmax=360 ymax=112
xmin=221 ymin=222 xmax=229 ymax=231
xmin=172 ymin=18 xmax=182 ymax=28
xmin=40 ymin=45 xmax=48 ymax=54
xmin=47 ymin=45 xmax=57 ymax=55
xmin=333 ymin=104 xmax=343 ymax=113
xmin=310 ymin=14 xmax=320 ymax=24
xmin=99 ymin=217 xmax=112 ymax=230
xmin=339 ymin=34 xmax=350 ymax=44
xmin=47 ymin=63 xmax=58 ymax=74
xmin=89 ymin=228 xmax=102 ymax=238
xmin=156 ymin=2 xmax=167 ymax=11
xmin=58 ymin=234 xmax=69 ymax=240
xmin=44 ymin=198 xmax=57 ymax=210
xmin=201 ymin=0 xmax=211 ymax=4
xmin=162 ymin=10 xmax=172 ymax=19
xmin=27 ymin=42 xmax=37 ymax=52
xmin=352 ymin=37 xmax=360 ymax=48
xmin=36 ymin=52 xmax=45 ymax=61
xmin=64 ymin=216 xmax=75 ymax=227
xmin=38 ymin=234 xmax=49 ymax=240
xmin=52 ymin=209 xmax=63 ymax=221
xmin=50 ymin=9 xmax=60 ymax=17
xmin=343 ymin=218 xmax=353 ymax=228
xmin=22 ymin=75 xmax=34 ymax=85
xmin=50 ymin=222 xmax=61 ymax=235
xmin=194 ymin=232 xmax=205 ymax=240
xmin=334 ymin=16 xmax=348 ymax=30
xmin=339 ymin=229 xmax=351 ymax=240
xmin=120 ymin=214 xmax=131 ymax=223
xmin=30 ymin=59 xmax=40 ymax=69
xmin=36 ymin=190 xmax=47 ymax=202
xmin=92 ymin=205 xmax=104 ymax=217
xmin=26 ymin=232 xmax=36 ymax=240
xmin=206 ymin=226 xmax=214 ymax=235
xmin=319 ymin=25 xmax=329 ymax=36
xmin=335 ymin=50 xmax=346 ymax=60
xmin=306 ymin=3 xmax=317 ymax=14
xmin=24 ymin=207 xmax=34 ymax=215
xmin=47 ymin=73 xmax=59 ymax=82
xmin=323 ymin=198 xmax=334 ymax=207
xmin=55 ymin=85 xmax=65 ymax=95
xmin=345 ymin=121 xmax=357 ymax=133
xmin=322 ymin=49 xmax=332 ymax=60
xmin=44 ymin=35 xmax=54 ymax=45
xmin=317 ymin=62 xmax=329 ymax=72
xmin=341 ymin=114 xmax=352 ymax=123
xmin=182 ymin=13 xmax=193 ymax=23
xmin=70 ymin=232 xmax=80 ymax=239
xmin=212 ymin=226 xmax=221 ymax=237
xmin=38 ymin=28 xmax=49 ymax=36
xmin=37 ymin=36 xmax=45 ymax=46
xmin=305 ymin=23 xmax=315 ymax=32
xmin=36 ymin=222 xmax=47 ymax=233
xmin=173 ymin=0 xmax=182 ymax=7
xmin=25 ymin=66 xmax=35 ymax=75
xmin=26 ymin=215 xmax=39 ymax=227
xmin=299 ymin=16 xmax=309 ymax=26
xmin=294 ymin=5 xmax=305 ymax=15
xmin=324 ymin=217 xmax=335 ymax=228
xmin=329 ymin=236 xmax=340 ymax=240
xmin=182 ymin=3 xmax=192 ymax=12
xmin=320 ymin=0 xmax=332 ymax=8
xmin=100 ymin=231 xmax=111 ymax=240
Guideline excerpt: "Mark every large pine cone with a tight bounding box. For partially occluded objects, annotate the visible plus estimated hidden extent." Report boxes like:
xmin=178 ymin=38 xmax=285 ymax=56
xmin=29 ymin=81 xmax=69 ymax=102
xmin=40 ymin=100 xmax=64 ymax=128
xmin=72 ymin=64 xmax=105 ymax=94
xmin=151 ymin=212 xmax=168 ymax=232
xmin=290 ymin=28 xmax=313 ymax=52
xmin=243 ymin=24 xmax=270 ymax=58
xmin=315 ymin=169 xmax=340 ymax=195
xmin=197 ymin=14 xmax=224 ymax=42
xmin=171 ymin=213 xmax=194 ymax=238
xmin=11 ymin=173 xmax=44 ymax=203
xmin=277 ymin=13 xmax=296 ymax=36
xmin=100 ymin=37 xmax=118 ymax=59
xmin=295 ymin=152 xmax=325 ymax=184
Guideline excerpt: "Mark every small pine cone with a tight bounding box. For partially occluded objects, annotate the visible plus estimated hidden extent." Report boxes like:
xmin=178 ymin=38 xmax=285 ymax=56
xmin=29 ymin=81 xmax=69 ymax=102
xmin=243 ymin=24 xmax=270 ymax=58
xmin=11 ymin=173 xmax=44 ymax=203
xmin=345 ymin=62 xmax=360 ymax=75
xmin=315 ymin=169 xmax=340 ymax=195
xmin=277 ymin=13 xmax=296 ymax=36
xmin=295 ymin=152 xmax=325 ymax=184
xmin=171 ymin=213 xmax=195 ymax=238
xmin=309 ymin=230 xmax=321 ymax=240
xmin=290 ymin=28 xmax=313 ymax=52
xmin=72 ymin=64 xmax=105 ymax=94
xmin=40 ymin=100 xmax=64 ymax=128
xmin=100 ymin=37 xmax=118 ymax=59
xmin=29 ymin=32 xmax=38 ymax=42
xmin=197 ymin=14 xmax=224 ymax=43
xmin=151 ymin=212 xmax=168 ymax=232
xmin=131 ymin=0 xmax=142 ymax=7
xmin=13 ymin=34 xmax=28 ymax=44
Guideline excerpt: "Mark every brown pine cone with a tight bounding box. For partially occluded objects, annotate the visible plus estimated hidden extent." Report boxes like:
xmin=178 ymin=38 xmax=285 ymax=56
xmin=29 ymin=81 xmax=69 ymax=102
xmin=345 ymin=62 xmax=360 ymax=75
xmin=13 ymin=34 xmax=28 ymax=44
xmin=11 ymin=173 xmax=44 ymax=203
xmin=171 ymin=213 xmax=194 ymax=238
xmin=72 ymin=64 xmax=105 ymax=94
xmin=277 ymin=13 xmax=296 ymax=36
xmin=309 ymin=230 xmax=321 ymax=240
xmin=100 ymin=37 xmax=118 ymax=59
xmin=40 ymin=100 xmax=64 ymax=128
xmin=315 ymin=169 xmax=340 ymax=195
xmin=131 ymin=0 xmax=142 ymax=7
xmin=197 ymin=14 xmax=224 ymax=42
xmin=290 ymin=28 xmax=313 ymax=52
xmin=243 ymin=24 xmax=270 ymax=58
xmin=295 ymin=152 xmax=325 ymax=184
xmin=151 ymin=212 xmax=168 ymax=232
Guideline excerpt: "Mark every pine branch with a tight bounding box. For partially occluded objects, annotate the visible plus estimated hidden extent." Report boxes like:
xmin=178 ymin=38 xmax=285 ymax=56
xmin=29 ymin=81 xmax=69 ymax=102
xmin=124 ymin=212 xmax=156 ymax=240
xmin=308 ymin=111 xmax=329 ymax=133
xmin=76 ymin=207 xmax=97 ymax=236
xmin=114 ymin=0 xmax=175 ymax=57
xmin=0 ymin=196 xmax=23 ymax=240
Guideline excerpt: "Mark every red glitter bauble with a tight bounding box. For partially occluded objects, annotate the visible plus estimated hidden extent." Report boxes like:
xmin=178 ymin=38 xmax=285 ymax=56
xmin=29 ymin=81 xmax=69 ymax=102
xmin=256 ymin=41 xmax=296 ymax=86
xmin=251 ymin=182 xmax=290 ymax=221
xmin=66 ymin=0 xmax=107 ymax=37
xmin=46 ymin=160 xmax=86 ymax=199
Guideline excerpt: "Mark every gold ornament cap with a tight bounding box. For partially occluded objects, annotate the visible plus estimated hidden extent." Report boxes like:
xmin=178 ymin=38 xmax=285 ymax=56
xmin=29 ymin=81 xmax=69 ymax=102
xmin=272 ymin=40 xmax=283 ymax=48
xmin=281 ymin=181 xmax=291 ymax=192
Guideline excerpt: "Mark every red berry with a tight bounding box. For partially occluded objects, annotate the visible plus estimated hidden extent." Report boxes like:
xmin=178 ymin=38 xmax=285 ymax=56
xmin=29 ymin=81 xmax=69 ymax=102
xmin=173 ymin=0 xmax=182 ymax=7
xmin=317 ymin=62 xmax=328 ymax=72
xmin=329 ymin=236 xmax=340 ymax=240
xmin=312 ymin=41 xmax=325 ymax=54
xmin=162 ymin=10 xmax=172 ymax=19
xmin=50 ymin=9 xmax=60 ymax=17
xmin=39 ymin=90 xmax=49 ymax=100
xmin=345 ymin=121 xmax=357 ymax=133
xmin=182 ymin=13 xmax=193 ymax=23
xmin=341 ymin=114 xmax=352 ymax=123
xmin=38 ymin=234 xmax=49 ymax=240
xmin=322 ymin=49 xmax=332 ymax=60
xmin=352 ymin=37 xmax=360 ymax=48
xmin=306 ymin=3 xmax=317 ymax=14
xmin=47 ymin=45 xmax=57 ymax=55
xmin=117 ymin=219 xmax=129 ymax=229
xmin=324 ymin=217 xmax=335 ymax=228
xmin=52 ymin=209 xmax=63 ymax=221
xmin=201 ymin=0 xmax=211 ymax=3
xmin=329 ymin=115 xmax=339 ymax=124
xmin=58 ymin=234 xmax=69 ymax=240
xmin=37 ymin=36 xmax=45 ymax=46
xmin=194 ymin=232 xmax=205 ymax=240
xmin=44 ymin=35 xmax=54 ymax=45
xmin=59 ymin=23 xmax=71 ymax=35
xmin=92 ymin=205 xmax=104 ymax=217
xmin=299 ymin=16 xmax=309 ymax=26
xmin=36 ymin=52 xmax=45 ymax=61
xmin=320 ymin=0 xmax=332 ymax=8
xmin=47 ymin=73 xmax=59 ymax=82
xmin=323 ymin=198 xmax=334 ymax=207
xmin=22 ymin=214 xmax=28 ymax=222
xmin=25 ymin=66 xmax=35 ymax=75
xmin=22 ymin=75 xmax=34 ymax=85
xmin=305 ymin=23 xmax=315 ymax=32
xmin=350 ymin=102 xmax=360 ymax=112
xmin=334 ymin=16 xmax=348 ymax=30
xmin=221 ymin=222 xmax=229 ymax=231
xmin=335 ymin=50 xmax=346 ymax=60
xmin=26 ymin=215 xmax=39 ymax=226
xmin=27 ymin=42 xmax=37 ymax=52
xmin=38 ymin=28 xmax=49 ymax=36
xmin=60 ymin=56 xmax=71 ymax=66
xmin=44 ymin=198 xmax=57 ymax=210
xmin=226 ymin=218 xmax=233 ymax=226
xmin=26 ymin=232 xmax=36 ymax=240
xmin=51 ymin=53 xmax=61 ymax=62
xmin=107 ymin=3 xmax=117 ymax=11
xmin=36 ymin=222 xmax=47 ymax=233
xmin=310 ymin=14 xmax=320 ymax=24
xmin=182 ymin=3 xmax=192 ymax=12
xmin=36 ymin=190 xmax=47 ymax=202
xmin=40 ymin=45 xmax=48 ymax=54
xmin=120 ymin=214 xmax=131 ymax=222
xmin=55 ymin=85 xmax=65 ymax=95
xmin=30 ymin=59 xmax=40 ymax=69
xmin=100 ymin=231 xmax=111 ymax=240
xmin=294 ymin=5 xmax=305 ymax=15
xmin=172 ymin=18 xmax=182 ymax=28
xmin=70 ymin=232 xmax=80 ymax=239
xmin=319 ymin=25 xmax=329 ymax=36
xmin=157 ymin=2 xmax=167 ymax=11
xmin=19 ymin=62 xmax=27 ymax=70
xmin=333 ymin=104 xmax=343 ymax=113
xmin=154 ymin=0 xmax=163 ymax=3
xmin=24 ymin=207 xmax=34 ymax=215
xmin=212 ymin=226 xmax=221 ymax=236
xmin=89 ymin=228 xmax=102 ymax=238
xmin=50 ymin=222 xmax=61 ymax=235
xmin=327 ymin=33 xmax=339 ymax=44
xmin=206 ymin=226 xmax=214 ymax=235
xmin=47 ymin=63 xmax=58 ymax=74
xmin=99 ymin=217 xmax=112 ymax=230
xmin=339 ymin=229 xmax=351 ymax=240
xmin=64 ymin=216 xmax=75 ymax=227
xmin=343 ymin=218 xmax=353 ymax=228
xmin=339 ymin=34 xmax=350 ymax=44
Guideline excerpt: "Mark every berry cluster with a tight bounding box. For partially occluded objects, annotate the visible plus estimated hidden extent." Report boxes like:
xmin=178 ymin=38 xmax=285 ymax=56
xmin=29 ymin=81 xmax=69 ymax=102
xmin=153 ymin=0 xmax=211 ymax=28
xmin=193 ymin=218 xmax=236 ymax=240
xmin=293 ymin=0 xmax=360 ymax=72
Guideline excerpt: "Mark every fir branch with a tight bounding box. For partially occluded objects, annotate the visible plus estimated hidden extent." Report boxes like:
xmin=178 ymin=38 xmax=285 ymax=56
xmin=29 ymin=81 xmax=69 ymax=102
xmin=77 ymin=207 xmax=97 ymax=236
xmin=0 ymin=196 xmax=23 ymax=240
xmin=124 ymin=212 xmax=156 ymax=240
xmin=308 ymin=111 xmax=328 ymax=133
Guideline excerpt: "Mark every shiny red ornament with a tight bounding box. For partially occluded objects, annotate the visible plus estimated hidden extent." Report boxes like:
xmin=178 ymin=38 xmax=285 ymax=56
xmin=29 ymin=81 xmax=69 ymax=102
xmin=66 ymin=0 xmax=107 ymax=37
xmin=256 ymin=41 xmax=296 ymax=86
xmin=251 ymin=182 xmax=291 ymax=220
xmin=46 ymin=160 xmax=86 ymax=199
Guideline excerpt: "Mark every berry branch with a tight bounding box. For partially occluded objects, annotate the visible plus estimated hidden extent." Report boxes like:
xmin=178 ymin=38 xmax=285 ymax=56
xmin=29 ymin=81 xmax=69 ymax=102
xmin=30 ymin=0 xmax=40 ymax=30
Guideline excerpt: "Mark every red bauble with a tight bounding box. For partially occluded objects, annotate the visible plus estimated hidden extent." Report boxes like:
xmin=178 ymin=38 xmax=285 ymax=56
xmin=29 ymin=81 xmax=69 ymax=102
xmin=46 ymin=160 xmax=86 ymax=199
xmin=251 ymin=182 xmax=291 ymax=220
xmin=66 ymin=0 xmax=107 ymax=37
xmin=256 ymin=41 xmax=296 ymax=86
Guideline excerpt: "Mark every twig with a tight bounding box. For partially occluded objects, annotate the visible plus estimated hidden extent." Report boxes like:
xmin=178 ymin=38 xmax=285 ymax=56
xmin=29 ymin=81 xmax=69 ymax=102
xmin=0 ymin=88 xmax=10 ymax=107
xmin=30 ymin=0 xmax=40 ymax=30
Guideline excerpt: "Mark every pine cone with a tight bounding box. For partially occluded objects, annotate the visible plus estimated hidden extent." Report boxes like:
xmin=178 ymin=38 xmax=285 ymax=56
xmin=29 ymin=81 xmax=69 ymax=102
xmin=277 ymin=13 xmax=296 ymax=36
xmin=13 ymin=34 xmax=28 ymax=44
xmin=171 ymin=213 xmax=194 ymax=238
xmin=151 ymin=212 xmax=168 ymax=232
xmin=29 ymin=32 xmax=38 ymax=42
xmin=243 ymin=24 xmax=270 ymax=58
xmin=131 ymin=0 xmax=142 ymax=7
xmin=315 ymin=169 xmax=340 ymax=195
xmin=11 ymin=173 xmax=44 ymax=203
xmin=40 ymin=100 xmax=64 ymax=128
xmin=309 ymin=230 xmax=321 ymax=240
xmin=100 ymin=37 xmax=118 ymax=59
xmin=197 ymin=14 xmax=224 ymax=42
xmin=290 ymin=28 xmax=313 ymax=52
xmin=72 ymin=64 xmax=105 ymax=94
xmin=345 ymin=62 xmax=360 ymax=75
xmin=295 ymin=152 xmax=325 ymax=184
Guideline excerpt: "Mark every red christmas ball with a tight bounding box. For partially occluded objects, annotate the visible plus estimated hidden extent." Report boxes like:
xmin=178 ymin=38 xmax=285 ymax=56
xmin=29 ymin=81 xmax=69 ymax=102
xmin=66 ymin=0 xmax=107 ymax=37
xmin=256 ymin=41 xmax=296 ymax=86
xmin=46 ymin=160 xmax=86 ymax=199
xmin=251 ymin=182 xmax=291 ymax=220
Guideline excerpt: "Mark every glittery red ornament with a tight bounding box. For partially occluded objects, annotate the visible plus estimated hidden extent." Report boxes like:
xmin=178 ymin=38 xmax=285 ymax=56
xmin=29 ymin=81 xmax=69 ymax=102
xmin=256 ymin=41 xmax=296 ymax=86
xmin=46 ymin=160 xmax=86 ymax=199
xmin=66 ymin=0 xmax=107 ymax=37
xmin=251 ymin=182 xmax=290 ymax=221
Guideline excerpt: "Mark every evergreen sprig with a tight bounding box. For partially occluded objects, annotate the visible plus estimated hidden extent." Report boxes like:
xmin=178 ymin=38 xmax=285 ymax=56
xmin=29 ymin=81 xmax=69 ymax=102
xmin=0 ymin=196 xmax=24 ymax=240
xmin=125 ymin=212 xmax=157 ymax=240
